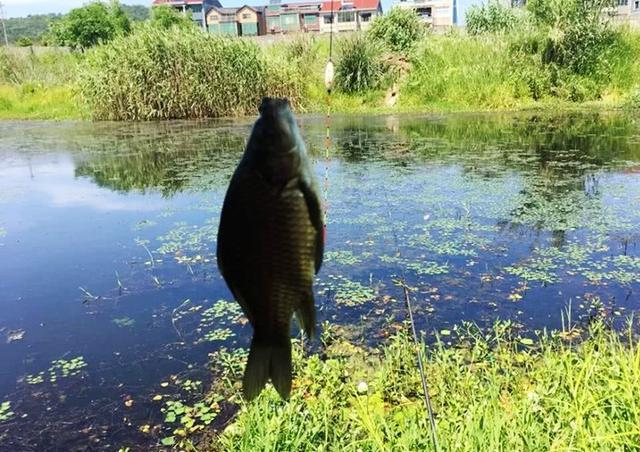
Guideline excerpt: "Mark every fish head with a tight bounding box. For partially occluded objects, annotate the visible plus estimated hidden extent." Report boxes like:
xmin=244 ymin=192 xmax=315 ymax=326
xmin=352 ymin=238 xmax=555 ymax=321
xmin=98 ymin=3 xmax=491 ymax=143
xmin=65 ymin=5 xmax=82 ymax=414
xmin=255 ymin=97 xmax=302 ymax=153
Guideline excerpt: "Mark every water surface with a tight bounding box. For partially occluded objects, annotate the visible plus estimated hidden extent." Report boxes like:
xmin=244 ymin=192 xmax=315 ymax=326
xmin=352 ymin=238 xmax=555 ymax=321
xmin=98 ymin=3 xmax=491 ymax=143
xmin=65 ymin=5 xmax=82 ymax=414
xmin=1 ymin=112 xmax=639 ymax=450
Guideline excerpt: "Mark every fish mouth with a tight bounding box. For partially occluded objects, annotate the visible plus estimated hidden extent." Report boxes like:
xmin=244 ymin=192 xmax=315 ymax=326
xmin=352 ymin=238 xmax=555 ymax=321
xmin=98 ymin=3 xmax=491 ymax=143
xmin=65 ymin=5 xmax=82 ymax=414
xmin=258 ymin=97 xmax=297 ymax=149
xmin=258 ymin=97 xmax=292 ymax=119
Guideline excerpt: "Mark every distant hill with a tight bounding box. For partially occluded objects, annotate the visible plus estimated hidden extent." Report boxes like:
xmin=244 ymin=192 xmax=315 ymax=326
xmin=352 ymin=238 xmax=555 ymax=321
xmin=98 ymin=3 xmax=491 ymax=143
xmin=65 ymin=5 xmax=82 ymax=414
xmin=3 ymin=14 xmax=61 ymax=44
xmin=3 ymin=4 xmax=150 ymax=44
xmin=122 ymin=4 xmax=151 ymax=22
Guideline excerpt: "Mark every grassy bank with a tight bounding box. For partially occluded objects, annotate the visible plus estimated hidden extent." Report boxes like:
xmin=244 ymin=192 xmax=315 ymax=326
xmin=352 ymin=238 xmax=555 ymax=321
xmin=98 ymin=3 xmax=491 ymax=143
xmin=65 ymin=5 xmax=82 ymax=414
xmin=209 ymin=319 xmax=640 ymax=451
xmin=0 ymin=47 xmax=86 ymax=120
xmin=1 ymin=25 xmax=640 ymax=120
xmin=0 ymin=84 xmax=83 ymax=120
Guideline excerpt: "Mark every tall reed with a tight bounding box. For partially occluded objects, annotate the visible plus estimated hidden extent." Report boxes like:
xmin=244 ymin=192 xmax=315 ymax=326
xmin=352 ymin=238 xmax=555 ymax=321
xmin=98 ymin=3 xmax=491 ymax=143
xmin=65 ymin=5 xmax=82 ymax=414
xmin=79 ymin=24 xmax=304 ymax=120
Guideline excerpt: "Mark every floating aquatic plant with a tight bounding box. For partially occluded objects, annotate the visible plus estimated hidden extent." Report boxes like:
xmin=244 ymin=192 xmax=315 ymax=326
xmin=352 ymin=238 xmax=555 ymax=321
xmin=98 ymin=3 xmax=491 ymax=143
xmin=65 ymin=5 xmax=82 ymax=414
xmin=0 ymin=401 xmax=14 ymax=422
xmin=201 ymin=328 xmax=235 ymax=343
xmin=162 ymin=396 xmax=222 ymax=439
xmin=322 ymin=276 xmax=376 ymax=306
xmin=26 ymin=356 xmax=87 ymax=385
xmin=325 ymin=250 xmax=362 ymax=266
xmin=112 ymin=317 xmax=135 ymax=328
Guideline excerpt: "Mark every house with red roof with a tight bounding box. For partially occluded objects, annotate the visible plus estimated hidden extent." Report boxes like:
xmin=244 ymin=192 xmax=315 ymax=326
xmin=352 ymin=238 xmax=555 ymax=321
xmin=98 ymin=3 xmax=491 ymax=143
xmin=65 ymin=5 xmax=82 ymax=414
xmin=319 ymin=0 xmax=382 ymax=33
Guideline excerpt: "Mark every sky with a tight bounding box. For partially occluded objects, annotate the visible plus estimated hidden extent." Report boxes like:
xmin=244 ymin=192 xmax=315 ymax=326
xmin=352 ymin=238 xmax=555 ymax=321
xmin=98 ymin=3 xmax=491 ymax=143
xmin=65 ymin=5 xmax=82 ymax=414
xmin=3 ymin=0 xmax=480 ymax=23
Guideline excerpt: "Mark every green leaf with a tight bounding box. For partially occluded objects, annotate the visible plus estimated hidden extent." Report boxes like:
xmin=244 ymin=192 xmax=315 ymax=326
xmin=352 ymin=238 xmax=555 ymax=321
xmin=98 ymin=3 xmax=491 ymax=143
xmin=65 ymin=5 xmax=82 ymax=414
xmin=160 ymin=436 xmax=175 ymax=446
xmin=520 ymin=338 xmax=535 ymax=346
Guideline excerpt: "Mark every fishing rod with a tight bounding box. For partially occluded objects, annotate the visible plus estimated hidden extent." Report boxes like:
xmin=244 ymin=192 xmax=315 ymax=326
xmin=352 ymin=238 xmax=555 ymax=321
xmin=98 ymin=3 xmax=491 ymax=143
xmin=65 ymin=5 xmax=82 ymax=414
xmin=383 ymin=190 xmax=440 ymax=452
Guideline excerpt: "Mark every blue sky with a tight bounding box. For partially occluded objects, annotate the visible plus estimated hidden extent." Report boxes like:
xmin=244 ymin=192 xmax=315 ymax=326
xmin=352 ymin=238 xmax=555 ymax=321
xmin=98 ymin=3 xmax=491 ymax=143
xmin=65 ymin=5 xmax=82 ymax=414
xmin=4 ymin=0 xmax=480 ymax=22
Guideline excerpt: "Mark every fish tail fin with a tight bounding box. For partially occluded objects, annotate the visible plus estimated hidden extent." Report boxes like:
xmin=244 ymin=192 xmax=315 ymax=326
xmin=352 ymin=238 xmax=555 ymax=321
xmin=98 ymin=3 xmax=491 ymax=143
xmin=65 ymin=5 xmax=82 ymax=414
xmin=243 ymin=335 xmax=292 ymax=401
xmin=296 ymin=291 xmax=317 ymax=340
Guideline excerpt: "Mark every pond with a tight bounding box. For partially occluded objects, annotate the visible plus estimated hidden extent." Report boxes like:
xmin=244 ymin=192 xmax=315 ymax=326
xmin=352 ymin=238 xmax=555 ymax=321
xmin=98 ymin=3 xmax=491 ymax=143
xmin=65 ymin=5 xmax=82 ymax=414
xmin=0 ymin=112 xmax=639 ymax=450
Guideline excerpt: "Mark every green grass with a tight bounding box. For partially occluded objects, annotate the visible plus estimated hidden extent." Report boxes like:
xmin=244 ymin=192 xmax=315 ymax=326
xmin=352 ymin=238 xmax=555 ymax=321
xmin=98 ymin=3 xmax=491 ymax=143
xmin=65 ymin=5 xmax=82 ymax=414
xmin=0 ymin=84 xmax=85 ymax=120
xmin=1 ymin=27 xmax=640 ymax=120
xmin=213 ymin=319 xmax=640 ymax=451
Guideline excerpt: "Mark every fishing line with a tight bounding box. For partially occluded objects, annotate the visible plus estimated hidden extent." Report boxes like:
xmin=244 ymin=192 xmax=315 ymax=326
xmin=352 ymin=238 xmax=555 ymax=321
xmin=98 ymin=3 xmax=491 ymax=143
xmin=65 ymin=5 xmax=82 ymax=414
xmin=383 ymin=191 xmax=440 ymax=452
xmin=322 ymin=0 xmax=335 ymax=232
xmin=321 ymin=8 xmax=439 ymax=449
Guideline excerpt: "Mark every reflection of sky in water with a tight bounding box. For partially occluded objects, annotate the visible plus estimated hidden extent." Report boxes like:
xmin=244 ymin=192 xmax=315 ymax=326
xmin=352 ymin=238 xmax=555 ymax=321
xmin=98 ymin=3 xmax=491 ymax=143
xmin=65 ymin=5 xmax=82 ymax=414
xmin=0 ymin=157 xmax=165 ymax=211
xmin=0 ymin=112 xmax=639 ymax=450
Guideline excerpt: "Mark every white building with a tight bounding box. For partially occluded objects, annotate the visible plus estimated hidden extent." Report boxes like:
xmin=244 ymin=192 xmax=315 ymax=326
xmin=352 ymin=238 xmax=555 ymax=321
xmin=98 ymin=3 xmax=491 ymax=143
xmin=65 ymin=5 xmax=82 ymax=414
xmin=613 ymin=0 xmax=640 ymax=27
xmin=393 ymin=0 xmax=457 ymax=29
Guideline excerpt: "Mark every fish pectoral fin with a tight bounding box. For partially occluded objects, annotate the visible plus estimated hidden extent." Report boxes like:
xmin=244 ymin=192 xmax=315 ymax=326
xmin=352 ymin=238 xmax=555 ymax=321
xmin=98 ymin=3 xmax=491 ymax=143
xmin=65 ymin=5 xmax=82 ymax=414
xmin=295 ymin=291 xmax=317 ymax=340
xmin=298 ymin=179 xmax=324 ymax=274
xmin=243 ymin=336 xmax=292 ymax=401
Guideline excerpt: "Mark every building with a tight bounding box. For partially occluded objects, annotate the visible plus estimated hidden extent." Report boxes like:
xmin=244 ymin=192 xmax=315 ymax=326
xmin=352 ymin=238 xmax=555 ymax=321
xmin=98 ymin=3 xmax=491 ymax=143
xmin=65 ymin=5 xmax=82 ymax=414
xmin=152 ymin=0 xmax=222 ymax=29
xmin=207 ymin=5 xmax=266 ymax=36
xmin=393 ymin=0 xmax=457 ymax=29
xmin=264 ymin=0 xmax=323 ymax=34
xmin=153 ymin=0 xmax=384 ymax=36
xmin=319 ymin=0 xmax=383 ymax=33
xmin=613 ymin=0 xmax=640 ymax=27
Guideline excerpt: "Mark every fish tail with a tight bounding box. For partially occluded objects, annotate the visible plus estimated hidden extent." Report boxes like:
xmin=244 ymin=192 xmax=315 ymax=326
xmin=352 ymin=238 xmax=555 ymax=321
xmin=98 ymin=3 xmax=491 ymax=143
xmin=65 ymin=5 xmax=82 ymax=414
xmin=243 ymin=335 xmax=292 ymax=401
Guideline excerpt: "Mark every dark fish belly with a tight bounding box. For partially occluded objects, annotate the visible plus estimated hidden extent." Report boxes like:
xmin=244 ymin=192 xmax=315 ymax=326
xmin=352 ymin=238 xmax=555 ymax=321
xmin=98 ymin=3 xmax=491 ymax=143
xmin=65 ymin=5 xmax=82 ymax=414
xmin=218 ymin=176 xmax=316 ymax=338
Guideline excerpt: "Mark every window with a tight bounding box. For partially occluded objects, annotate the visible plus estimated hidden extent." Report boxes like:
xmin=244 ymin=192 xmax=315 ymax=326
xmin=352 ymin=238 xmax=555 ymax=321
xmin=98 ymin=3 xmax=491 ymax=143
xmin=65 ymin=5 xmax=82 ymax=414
xmin=323 ymin=14 xmax=333 ymax=24
xmin=360 ymin=13 xmax=371 ymax=22
xmin=338 ymin=11 xmax=355 ymax=22
xmin=618 ymin=0 xmax=628 ymax=5
xmin=635 ymin=0 xmax=639 ymax=8
xmin=416 ymin=7 xmax=432 ymax=17
xmin=242 ymin=13 xmax=251 ymax=19
xmin=304 ymin=14 xmax=319 ymax=24
xmin=210 ymin=14 xmax=219 ymax=20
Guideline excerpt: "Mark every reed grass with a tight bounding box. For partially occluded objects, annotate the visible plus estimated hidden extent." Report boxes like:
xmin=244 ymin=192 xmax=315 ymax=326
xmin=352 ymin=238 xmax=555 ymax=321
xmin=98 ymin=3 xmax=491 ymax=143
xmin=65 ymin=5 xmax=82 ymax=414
xmin=78 ymin=24 xmax=305 ymax=120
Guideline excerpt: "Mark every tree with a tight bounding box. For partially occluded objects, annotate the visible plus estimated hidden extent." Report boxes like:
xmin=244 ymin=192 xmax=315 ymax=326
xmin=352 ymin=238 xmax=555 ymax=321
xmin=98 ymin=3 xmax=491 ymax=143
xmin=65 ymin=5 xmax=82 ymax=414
xmin=368 ymin=8 xmax=425 ymax=54
xmin=150 ymin=5 xmax=193 ymax=30
xmin=50 ymin=1 xmax=131 ymax=50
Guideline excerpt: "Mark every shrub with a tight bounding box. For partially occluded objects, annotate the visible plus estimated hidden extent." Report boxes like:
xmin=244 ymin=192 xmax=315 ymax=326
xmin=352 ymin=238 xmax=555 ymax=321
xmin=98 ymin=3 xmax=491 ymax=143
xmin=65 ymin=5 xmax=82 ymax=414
xmin=150 ymin=5 xmax=194 ymax=30
xmin=16 ymin=37 xmax=34 ymax=47
xmin=335 ymin=33 xmax=385 ymax=94
xmin=79 ymin=25 xmax=303 ymax=120
xmin=368 ymin=7 xmax=425 ymax=54
xmin=529 ymin=0 xmax=618 ymax=76
xmin=466 ymin=1 xmax=520 ymax=35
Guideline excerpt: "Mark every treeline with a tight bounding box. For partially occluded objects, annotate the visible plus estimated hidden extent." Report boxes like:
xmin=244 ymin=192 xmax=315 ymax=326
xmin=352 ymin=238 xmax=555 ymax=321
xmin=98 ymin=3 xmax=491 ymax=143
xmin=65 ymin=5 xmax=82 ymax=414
xmin=2 ymin=3 xmax=150 ymax=46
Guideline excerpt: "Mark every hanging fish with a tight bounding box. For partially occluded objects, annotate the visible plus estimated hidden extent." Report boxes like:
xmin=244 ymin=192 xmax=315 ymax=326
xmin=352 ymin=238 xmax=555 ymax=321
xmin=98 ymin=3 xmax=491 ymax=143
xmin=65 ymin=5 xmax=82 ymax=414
xmin=216 ymin=97 xmax=324 ymax=401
